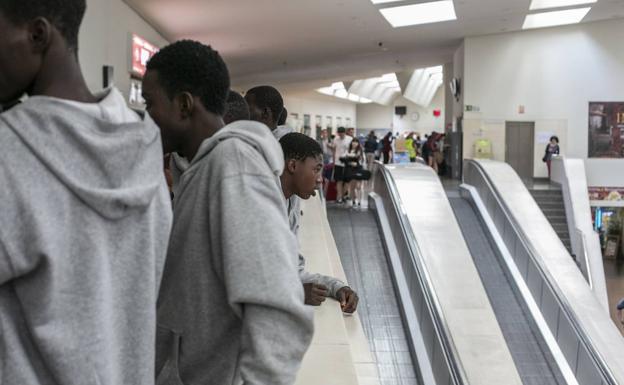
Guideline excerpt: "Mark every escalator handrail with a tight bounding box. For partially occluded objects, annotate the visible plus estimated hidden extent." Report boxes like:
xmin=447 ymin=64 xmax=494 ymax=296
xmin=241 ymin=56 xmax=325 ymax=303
xmin=463 ymin=159 xmax=618 ymax=385
xmin=373 ymin=161 xmax=469 ymax=385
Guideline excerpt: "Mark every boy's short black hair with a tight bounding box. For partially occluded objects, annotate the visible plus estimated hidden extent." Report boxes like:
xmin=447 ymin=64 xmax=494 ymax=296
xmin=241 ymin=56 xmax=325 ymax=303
xmin=147 ymin=40 xmax=230 ymax=115
xmin=223 ymin=90 xmax=250 ymax=124
xmin=550 ymin=135 xmax=559 ymax=143
xmin=280 ymin=133 xmax=323 ymax=162
xmin=278 ymin=107 xmax=288 ymax=126
xmin=246 ymin=86 xmax=284 ymax=122
xmin=0 ymin=0 xmax=86 ymax=51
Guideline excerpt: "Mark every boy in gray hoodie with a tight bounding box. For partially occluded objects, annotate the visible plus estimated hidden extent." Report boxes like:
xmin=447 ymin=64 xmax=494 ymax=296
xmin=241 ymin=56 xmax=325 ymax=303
xmin=142 ymin=40 xmax=313 ymax=385
xmin=0 ymin=1 xmax=172 ymax=384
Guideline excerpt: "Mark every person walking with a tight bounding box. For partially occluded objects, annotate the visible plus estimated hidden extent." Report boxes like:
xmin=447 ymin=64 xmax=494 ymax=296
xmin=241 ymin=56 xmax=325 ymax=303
xmin=381 ymin=132 xmax=393 ymax=164
xmin=364 ymin=130 xmax=378 ymax=169
xmin=542 ymin=136 xmax=560 ymax=178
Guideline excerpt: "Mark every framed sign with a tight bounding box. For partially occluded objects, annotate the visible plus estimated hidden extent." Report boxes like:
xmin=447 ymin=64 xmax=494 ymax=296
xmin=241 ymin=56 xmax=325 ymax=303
xmin=588 ymin=102 xmax=624 ymax=158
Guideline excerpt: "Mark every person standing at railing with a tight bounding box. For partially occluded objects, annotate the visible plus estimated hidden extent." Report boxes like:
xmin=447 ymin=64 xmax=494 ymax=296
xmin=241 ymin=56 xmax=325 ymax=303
xmin=542 ymin=136 xmax=560 ymax=178
xmin=279 ymin=133 xmax=360 ymax=313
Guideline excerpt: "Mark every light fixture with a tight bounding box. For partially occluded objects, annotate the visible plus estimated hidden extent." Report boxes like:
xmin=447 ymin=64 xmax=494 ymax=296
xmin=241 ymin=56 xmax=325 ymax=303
xmin=371 ymin=0 xmax=403 ymax=3
xmin=379 ymin=0 xmax=457 ymax=28
xmin=529 ymin=0 xmax=597 ymax=11
xmin=523 ymin=7 xmax=591 ymax=29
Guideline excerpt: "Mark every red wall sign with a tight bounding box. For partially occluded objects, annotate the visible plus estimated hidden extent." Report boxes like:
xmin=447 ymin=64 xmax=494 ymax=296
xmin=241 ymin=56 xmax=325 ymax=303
xmin=131 ymin=34 xmax=158 ymax=77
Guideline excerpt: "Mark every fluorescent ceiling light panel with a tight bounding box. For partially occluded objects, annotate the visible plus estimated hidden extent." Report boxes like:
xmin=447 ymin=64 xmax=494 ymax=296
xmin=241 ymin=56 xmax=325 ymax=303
xmin=379 ymin=1 xmax=457 ymax=28
xmin=523 ymin=7 xmax=591 ymax=29
xmin=371 ymin=0 xmax=403 ymax=3
xmin=529 ymin=0 xmax=597 ymax=11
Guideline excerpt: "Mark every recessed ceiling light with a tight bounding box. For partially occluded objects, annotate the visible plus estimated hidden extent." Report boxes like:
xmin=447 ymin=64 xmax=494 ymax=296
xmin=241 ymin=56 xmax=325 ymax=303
xmin=529 ymin=0 xmax=597 ymax=11
xmin=523 ymin=7 xmax=591 ymax=29
xmin=379 ymin=0 xmax=457 ymax=28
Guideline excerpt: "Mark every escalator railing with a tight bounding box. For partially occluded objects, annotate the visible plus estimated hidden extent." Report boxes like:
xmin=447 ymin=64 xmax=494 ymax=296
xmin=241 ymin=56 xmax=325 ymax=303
xmin=369 ymin=161 xmax=522 ymax=385
xmin=463 ymin=159 xmax=624 ymax=385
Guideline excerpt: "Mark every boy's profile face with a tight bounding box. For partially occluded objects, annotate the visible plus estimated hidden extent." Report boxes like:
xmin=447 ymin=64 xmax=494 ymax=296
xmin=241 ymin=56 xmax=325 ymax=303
xmin=290 ymin=155 xmax=323 ymax=200
xmin=143 ymin=70 xmax=186 ymax=155
xmin=0 ymin=11 xmax=41 ymax=103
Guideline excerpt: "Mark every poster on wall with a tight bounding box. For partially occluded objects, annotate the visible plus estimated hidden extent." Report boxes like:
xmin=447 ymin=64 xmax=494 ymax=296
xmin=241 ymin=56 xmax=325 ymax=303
xmin=588 ymin=102 xmax=624 ymax=158
xmin=588 ymin=187 xmax=624 ymax=202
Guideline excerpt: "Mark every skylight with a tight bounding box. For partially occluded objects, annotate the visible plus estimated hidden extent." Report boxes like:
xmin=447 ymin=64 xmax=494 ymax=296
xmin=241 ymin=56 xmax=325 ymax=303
xmin=370 ymin=0 xmax=403 ymax=4
xmin=316 ymin=82 xmax=372 ymax=104
xmin=529 ymin=0 xmax=597 ymax=11
xmin=523 ymin=7 xmax=591 ymax=29
xmin=379 ymin=0 xmax=457 ymax=28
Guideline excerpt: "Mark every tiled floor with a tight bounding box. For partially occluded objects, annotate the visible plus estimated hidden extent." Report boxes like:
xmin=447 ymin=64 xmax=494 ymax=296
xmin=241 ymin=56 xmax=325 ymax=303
xmin=327 ymin=207 xmax=420 ymax=385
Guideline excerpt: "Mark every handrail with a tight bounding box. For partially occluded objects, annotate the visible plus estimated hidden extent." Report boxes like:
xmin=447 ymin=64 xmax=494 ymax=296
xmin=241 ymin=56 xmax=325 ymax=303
xmin=373 ymin=161 xmax=469 ymax=385
xmin=575 ymin=228 xmax=593 ymax=290
xmin=464 ymin=159 xmax=618 ymax=385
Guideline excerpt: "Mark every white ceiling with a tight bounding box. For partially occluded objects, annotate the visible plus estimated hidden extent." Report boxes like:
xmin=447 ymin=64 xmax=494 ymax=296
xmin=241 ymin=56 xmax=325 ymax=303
xmin=124 ymin=0 xmax=624 ymax=92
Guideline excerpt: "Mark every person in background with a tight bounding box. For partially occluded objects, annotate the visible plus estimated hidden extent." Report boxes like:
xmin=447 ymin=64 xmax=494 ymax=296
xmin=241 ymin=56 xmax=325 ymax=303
xmin=543 ymin=135 xmax=560 ymax=178
xmin=382 ymin=132 xmax=393 ymax=164
xmin=319 ymin=128 xmax=332 ymax=164
xmin=223 ymin=90 xmax=250 ymax=124
xmin=406 ymin=132 xmax=417 ymax=162
xmin=333 ymin=126 xmax=353 ymax=203
xmin=364 ymin=130 xmax=378 ymax=169
xmin=245 ymin=85 xmax=284 ymax=133
xmin=279 ymin=133 xmax=359 ymax=312
xmin=617 ymin=298 xmax=624 ymax=327
xmin=344 ymin=139 xmax=364 ymax=207
xmin=423 ymin=133 xmax=439 ymax=173
xmin=346 ymin=127 xmax=355 ymax=138
xmin=143 ymin=40 xmax=313 ymax=385
xmin=0 ymin=1 xmax=173 ymax=383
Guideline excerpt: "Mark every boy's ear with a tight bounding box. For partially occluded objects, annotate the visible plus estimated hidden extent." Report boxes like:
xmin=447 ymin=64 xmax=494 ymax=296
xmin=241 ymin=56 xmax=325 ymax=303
xmin=287 ymin=158 xmax=297 ymax=173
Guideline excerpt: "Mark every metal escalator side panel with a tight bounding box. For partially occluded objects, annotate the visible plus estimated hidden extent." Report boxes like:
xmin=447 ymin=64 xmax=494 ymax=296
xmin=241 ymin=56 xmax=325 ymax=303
xmin=463 ymin=159 xmax=624 ymax=385
xmin=370 ymin=162 xmax=523 ymax=385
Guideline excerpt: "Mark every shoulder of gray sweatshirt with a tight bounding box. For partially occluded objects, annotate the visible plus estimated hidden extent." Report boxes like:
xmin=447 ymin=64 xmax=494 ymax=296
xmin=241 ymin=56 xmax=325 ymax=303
xmin=287 ymin=195 xmax=346 ymax=298
xmin=156 ymin=120 xmax=314 ymax=385
xmin=0 ymin=88 xmax=173 ymax=385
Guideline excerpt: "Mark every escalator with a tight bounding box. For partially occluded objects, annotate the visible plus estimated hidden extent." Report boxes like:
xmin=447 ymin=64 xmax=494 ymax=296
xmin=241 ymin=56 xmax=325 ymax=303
xmin=321 ymin=161 xmax=624 ymax=385
xmin=449 ymin=197 xmax=566 ymax=385
xmin=328 ymin=207 xmax=420 ymax=385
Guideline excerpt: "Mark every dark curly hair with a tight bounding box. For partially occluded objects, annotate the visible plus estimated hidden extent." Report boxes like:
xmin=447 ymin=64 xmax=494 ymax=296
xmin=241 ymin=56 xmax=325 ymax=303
xmin=146 ymin=40 xmax=230 ymax=115
xmin=278 ymin=107 xmax=288 ymax=126
xmin=223 ymin=90 xmax=250 ymax=124
xmin=245 ymin=85 xmax=284 ymax=123
xmin=280 ymin=133 xmax=323 ymax=162
xmin=0 ymin=0 xmax=86 ymax=51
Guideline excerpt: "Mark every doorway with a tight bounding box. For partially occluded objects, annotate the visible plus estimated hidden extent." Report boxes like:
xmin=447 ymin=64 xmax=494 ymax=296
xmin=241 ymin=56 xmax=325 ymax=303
xmin=505 ymin=121 xmax=535 ymax=181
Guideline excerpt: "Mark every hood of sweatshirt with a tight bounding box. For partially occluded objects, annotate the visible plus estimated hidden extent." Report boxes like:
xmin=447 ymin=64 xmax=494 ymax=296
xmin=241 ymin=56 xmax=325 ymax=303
xmin=0 ymin=88 xmax=165 ymax=220
xmin=190 ymin=119 xmax=284 ymax=176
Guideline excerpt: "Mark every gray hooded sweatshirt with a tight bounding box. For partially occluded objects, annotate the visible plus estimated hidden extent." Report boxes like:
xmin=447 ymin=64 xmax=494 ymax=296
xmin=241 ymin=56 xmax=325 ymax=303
xmin=0 ymin=88 xmax=173 ymax=385
xmin=156 ymin=120 xmax=314 ymax=385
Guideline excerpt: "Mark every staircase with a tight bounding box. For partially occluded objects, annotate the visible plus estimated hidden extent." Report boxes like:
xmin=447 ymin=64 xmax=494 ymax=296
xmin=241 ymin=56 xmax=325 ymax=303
xmin=529 ymin=189 xmax=573 ymax=255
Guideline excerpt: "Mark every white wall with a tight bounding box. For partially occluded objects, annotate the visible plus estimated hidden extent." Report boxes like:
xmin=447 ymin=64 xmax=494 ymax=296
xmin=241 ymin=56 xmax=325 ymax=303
xmin=462 ymin=19 xmax=624 ymax=179
xmin=79 ymin=0 xmax=169 ymax=99
xmin=282 ymin=92 xmax=357 ymax=136
xmin=356 ymin=87 xmax=445 ymax=136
